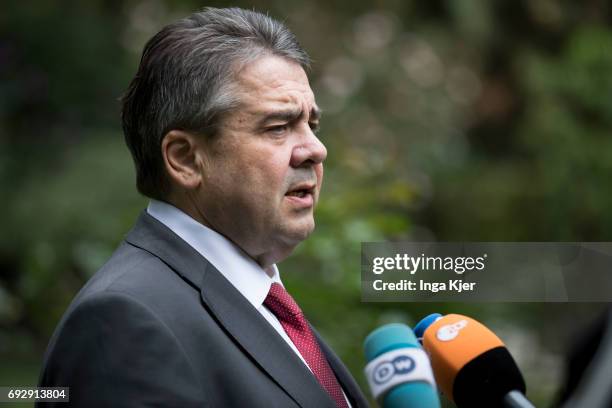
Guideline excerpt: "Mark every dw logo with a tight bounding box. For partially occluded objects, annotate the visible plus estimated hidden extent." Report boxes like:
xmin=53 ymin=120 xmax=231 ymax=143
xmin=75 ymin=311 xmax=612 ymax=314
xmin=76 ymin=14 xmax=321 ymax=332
xmin=372 ymin=355 xmax=416 ymax=385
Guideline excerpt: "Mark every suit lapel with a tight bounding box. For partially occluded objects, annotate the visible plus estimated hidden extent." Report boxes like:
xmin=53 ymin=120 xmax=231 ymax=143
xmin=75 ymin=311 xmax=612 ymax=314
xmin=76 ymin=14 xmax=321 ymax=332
xmin=201 ymin=266 xmax=336 ymax=408
xmin=313 ymin=328 xmax=370 ymax=408
xmin=125 ymin=212 xmax=336 ymax=408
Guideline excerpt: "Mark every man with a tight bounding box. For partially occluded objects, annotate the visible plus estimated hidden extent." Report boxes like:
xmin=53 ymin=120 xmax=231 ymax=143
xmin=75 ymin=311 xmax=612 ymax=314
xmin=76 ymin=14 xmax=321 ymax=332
xmin=37 ymin=7 xmax=368 ymax=408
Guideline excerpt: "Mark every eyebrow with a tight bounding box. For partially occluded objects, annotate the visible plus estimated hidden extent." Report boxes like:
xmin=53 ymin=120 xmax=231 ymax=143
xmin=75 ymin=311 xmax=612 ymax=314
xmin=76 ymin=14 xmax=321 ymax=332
xmin=257 ymin=106 xmax=322 ymax=128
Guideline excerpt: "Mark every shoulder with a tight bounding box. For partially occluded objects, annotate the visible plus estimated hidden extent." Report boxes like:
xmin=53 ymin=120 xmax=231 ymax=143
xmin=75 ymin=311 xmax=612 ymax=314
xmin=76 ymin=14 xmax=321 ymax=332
xmin=39 ymin=288 xmax=206 ymax=407
xmin=72 ymin=241 xmax=200 ymax=313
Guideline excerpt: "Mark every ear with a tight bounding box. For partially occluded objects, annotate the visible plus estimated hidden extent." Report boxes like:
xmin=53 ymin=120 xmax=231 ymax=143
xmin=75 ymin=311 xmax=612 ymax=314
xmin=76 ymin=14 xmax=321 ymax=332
xmin=161 ymin=130 xmax=205 ymax=190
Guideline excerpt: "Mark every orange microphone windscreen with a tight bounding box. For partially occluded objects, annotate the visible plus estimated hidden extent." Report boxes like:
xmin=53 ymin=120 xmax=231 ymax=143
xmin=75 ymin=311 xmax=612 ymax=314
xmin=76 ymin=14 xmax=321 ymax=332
xmin=422 ymin=314 xmax=504 ymax=400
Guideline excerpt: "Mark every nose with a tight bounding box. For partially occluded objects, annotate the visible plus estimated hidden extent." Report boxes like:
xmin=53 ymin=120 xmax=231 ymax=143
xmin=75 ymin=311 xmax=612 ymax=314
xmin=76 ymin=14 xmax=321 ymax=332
xmin=290 ymin=127 xmax=327 ymax=168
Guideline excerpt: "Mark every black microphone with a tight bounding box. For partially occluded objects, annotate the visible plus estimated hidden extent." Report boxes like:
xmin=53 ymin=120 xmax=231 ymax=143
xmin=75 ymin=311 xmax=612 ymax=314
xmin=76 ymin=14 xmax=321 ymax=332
xmin=415 ymin=313 xmax=534 ymax=408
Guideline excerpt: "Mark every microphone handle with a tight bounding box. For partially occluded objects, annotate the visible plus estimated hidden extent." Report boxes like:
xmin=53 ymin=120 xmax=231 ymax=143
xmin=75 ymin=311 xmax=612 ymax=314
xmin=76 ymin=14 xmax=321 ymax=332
xmin=503 ymin=390 xmax=536 ymax=408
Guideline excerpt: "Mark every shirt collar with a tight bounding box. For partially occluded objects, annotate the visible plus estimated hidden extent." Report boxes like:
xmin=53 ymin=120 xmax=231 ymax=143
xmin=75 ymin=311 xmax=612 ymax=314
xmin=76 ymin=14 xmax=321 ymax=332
xmin=146 ymin=199 xmax=281 ymax=309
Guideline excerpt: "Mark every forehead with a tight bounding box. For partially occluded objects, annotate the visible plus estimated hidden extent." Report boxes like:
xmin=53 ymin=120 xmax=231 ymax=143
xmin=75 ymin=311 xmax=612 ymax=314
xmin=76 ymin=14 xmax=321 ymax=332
xmin=232 ymin=56 xmax=316 ymax=113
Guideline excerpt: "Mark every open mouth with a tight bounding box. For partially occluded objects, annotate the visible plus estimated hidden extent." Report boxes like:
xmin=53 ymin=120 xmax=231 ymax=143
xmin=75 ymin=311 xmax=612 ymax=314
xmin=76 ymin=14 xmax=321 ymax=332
xmin=285 ymin=184 xmax=315 ymax=204
xmin=286 ymin=188 xmax=312 ymax=198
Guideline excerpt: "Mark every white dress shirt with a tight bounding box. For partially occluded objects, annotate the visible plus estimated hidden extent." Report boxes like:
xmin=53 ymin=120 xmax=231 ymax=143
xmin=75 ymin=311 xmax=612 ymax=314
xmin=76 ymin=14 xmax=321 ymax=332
xmin=147 ymin=200 xmax=351 ymax=406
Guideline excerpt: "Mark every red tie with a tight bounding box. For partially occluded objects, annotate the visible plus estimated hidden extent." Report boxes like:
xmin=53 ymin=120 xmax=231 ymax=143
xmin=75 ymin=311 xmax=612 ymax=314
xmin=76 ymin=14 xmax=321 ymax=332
xmin=264 ymin=283 xmax=349 ymax=408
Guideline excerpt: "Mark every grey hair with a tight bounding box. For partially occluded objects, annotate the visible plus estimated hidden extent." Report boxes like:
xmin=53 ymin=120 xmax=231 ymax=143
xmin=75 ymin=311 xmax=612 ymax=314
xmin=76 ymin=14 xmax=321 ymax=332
xmin=121 ymin=7 xmax=310 ymax=200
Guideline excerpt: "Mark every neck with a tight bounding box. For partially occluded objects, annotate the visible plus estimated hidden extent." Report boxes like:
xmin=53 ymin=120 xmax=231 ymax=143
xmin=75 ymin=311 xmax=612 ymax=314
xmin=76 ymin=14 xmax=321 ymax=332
xmin=165 ymin=193 xmax=290 ymax=272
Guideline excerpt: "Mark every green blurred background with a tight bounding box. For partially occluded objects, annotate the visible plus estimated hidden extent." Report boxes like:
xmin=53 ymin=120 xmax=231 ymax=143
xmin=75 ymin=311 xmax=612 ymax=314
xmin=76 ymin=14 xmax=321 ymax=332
xmin=2 ymin=0 xmax=612 ymax=406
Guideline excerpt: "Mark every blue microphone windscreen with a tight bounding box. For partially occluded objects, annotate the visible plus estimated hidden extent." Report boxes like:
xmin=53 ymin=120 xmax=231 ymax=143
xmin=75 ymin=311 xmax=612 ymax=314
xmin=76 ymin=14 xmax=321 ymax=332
xmin=363 ymin=323 xmax=441 ymax=408
xmin=385 ymin=383 xmax=442 ymax=408
xmin=364 ymin=323 xmax=419 ymax=361
xmin=413 ymin=313 xmax=442 ymax=340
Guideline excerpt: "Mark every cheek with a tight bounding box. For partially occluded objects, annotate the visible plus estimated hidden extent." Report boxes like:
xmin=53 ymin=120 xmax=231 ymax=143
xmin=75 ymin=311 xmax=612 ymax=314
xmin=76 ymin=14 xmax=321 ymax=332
xmin=260 ymin=150 xmax=293 ymax=190
xmin=271 ymin=164 xmax=291 ymax=195
xmin=223 ymin=143 xmax=292 ymax=200
xmin=315 ymin=163 xmax=324 ymax=186
xmin=246 ymin=160 xmax=288 ymax=199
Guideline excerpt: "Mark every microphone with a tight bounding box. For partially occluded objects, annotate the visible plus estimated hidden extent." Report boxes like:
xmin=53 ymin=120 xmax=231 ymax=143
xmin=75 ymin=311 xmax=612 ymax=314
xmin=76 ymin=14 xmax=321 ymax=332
xmin=363 ymin=323 xmax=440 ymax=408
xmin=415 ymin=313 xmax=534 ymax=408
xmin=413 ymin=313 xmax=442 ymax=343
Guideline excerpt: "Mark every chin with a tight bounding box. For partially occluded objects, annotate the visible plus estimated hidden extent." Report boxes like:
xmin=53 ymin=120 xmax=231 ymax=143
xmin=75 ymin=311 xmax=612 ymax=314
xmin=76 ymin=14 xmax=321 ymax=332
xmin=283 ymin=220 xmax=315 ymax=244
xmin=266 ymin=222 xmax=315 ymax=266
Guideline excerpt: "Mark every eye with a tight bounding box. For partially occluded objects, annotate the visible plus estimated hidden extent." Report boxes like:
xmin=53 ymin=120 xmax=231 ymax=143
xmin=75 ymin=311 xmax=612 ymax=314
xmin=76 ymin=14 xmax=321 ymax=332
xmin=309 ymin=122 xmax=320 ymax=134
xmin=267 ymin=124 xmax=288 ymax=136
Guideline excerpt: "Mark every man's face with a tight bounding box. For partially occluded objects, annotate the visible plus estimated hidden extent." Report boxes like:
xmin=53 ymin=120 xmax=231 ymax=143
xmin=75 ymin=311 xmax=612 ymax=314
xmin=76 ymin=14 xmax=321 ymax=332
xmin=193 ymin=55 xmax=326 ymax=267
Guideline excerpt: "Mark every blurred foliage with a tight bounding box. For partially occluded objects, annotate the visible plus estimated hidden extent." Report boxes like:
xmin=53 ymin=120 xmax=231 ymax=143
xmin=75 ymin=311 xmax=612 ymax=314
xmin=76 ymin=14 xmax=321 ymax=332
xmin=3 ymin=0 xmax=612 ymax=406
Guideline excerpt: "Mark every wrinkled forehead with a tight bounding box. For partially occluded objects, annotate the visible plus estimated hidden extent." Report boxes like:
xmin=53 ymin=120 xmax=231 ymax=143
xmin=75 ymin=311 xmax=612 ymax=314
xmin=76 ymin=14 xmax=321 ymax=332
xmin=232 ymin=56 xmax=317 ymax=116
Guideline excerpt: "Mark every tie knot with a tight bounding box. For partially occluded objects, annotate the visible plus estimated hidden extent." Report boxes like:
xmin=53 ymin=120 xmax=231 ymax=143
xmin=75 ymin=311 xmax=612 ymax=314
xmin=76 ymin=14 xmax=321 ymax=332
xmin=264 ymin=283 xmax=304 ymax=323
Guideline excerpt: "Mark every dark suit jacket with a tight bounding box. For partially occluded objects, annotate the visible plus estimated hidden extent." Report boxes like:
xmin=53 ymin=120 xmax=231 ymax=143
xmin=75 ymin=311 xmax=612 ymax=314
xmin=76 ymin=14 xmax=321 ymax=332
xmin=37 ymin=211 xmax=369 ymax=407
